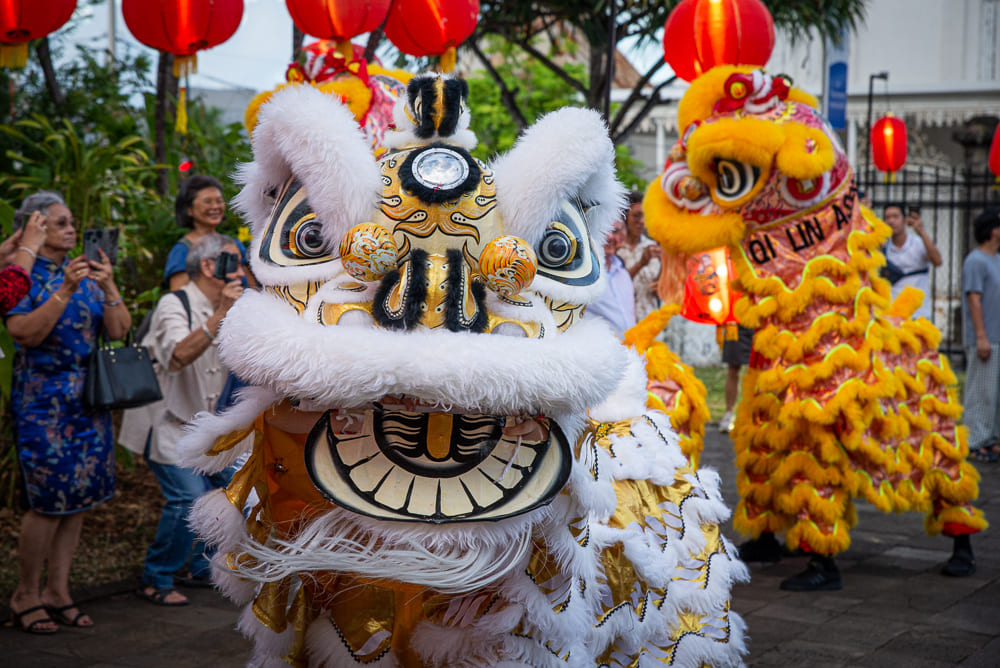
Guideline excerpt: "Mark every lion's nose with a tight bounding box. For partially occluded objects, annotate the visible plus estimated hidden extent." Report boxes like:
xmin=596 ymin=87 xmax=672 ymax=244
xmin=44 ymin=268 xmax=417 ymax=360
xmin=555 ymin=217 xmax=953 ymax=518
xmin=372 ymin=249 xmax=488 ymax=333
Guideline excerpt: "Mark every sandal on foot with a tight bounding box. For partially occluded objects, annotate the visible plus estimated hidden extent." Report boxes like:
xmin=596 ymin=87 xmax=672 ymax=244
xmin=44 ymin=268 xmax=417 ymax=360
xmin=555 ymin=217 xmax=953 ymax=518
xmin=45 ymin=603 xmax=92 ymax=627
xmin=968 ymin=449 xmax=998 ymax=464
xmin=9 ymin=605 xmax=59 ymax=634
xmin=135 ymin=587 xmax=189 ymax=606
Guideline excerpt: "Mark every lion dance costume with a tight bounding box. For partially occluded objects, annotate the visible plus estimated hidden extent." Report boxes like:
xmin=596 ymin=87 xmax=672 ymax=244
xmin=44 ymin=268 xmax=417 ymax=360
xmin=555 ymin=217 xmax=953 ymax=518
xmin=644 ymin=66 xmax=986 ymax=590
xmin=178 ymin=74 xmax=749 ymax=666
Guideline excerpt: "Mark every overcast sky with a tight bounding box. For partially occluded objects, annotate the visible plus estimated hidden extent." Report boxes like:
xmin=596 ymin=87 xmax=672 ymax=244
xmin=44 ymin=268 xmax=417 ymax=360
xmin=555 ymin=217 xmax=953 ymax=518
xmin=71 ymin=0 xmax=299 ymax=92
xmin=67 ymin=0 xmax=673 ymax=94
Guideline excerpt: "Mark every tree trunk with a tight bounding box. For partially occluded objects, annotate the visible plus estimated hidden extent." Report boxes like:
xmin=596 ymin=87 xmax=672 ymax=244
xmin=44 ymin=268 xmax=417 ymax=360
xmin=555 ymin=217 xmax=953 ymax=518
xmin=293 ymin=26 xmax=304 ymax=62
xmin=154 ymin=51 xmax=178 ymax=196
xmin=36 ymin=37 xmax=64 ymax=111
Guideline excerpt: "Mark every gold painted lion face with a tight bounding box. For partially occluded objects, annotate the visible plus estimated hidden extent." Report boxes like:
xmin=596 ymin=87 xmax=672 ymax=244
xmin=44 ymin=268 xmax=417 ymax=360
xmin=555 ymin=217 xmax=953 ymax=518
xmin=229 ymin=76 xmax=626 ymax=524
xmin=644 ymin=67 xmax=849 ymax=255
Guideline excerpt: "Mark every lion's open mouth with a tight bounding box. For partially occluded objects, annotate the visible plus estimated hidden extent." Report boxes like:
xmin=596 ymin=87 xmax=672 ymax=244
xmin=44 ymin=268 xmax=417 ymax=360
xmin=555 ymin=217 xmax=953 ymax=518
xmin=304 ymin=407 xmax=571 ymax=523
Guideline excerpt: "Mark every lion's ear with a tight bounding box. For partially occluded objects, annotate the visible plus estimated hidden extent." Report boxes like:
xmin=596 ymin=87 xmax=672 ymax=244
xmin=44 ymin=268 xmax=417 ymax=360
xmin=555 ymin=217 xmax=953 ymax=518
xmin=233 ymin=85 xmax=382 ymax=286
xmin=491 ymin=107 xmax=625 ymax=249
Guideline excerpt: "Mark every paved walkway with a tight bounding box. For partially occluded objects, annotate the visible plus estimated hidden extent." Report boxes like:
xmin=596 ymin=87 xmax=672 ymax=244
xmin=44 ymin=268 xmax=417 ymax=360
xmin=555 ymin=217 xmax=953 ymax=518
xmin=1 ymin=430 xmax=997 ymax=666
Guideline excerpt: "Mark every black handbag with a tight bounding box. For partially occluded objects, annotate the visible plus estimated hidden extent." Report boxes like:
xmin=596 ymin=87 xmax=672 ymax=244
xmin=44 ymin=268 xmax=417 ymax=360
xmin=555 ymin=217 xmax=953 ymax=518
xmin=84 ymin=328 xmax=163 ymax=411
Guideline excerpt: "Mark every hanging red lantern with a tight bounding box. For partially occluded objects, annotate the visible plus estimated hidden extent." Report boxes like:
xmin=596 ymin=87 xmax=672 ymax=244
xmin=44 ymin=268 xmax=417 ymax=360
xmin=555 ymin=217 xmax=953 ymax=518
xmin=286 ymin=0 xmax=391 ymax=44
xmin=662 ymin=0 xmax=774 ymax=83
xmin=871 ymin=113 xmax=907 ymax=178
xmin=123 ymin=0 xmax=244 ymax=77
xmin=681 ymin=247 xmax=740 ymax=326
xmin=383 ymin=0 xmax=479 ymax=72
xmin=988 ymin=122 xmax=1000 ymax=183
xmin=0 ymin=0 xmax=76 ymax=68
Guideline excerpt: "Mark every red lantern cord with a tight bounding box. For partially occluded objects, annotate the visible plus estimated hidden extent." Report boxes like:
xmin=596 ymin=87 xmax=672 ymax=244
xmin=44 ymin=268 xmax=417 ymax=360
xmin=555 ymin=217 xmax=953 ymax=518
xmin=663 ymin=0 xmax=774 ymax=82
xmin=871 ymin=114 xmax=907 ymax=181
xmin=0 ymin=0 xmax=77 ymax=68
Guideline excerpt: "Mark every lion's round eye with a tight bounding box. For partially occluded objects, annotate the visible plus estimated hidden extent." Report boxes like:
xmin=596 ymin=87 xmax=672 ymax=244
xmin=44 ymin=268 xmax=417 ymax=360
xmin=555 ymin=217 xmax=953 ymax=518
xmin=715 ymin=159 xmax=759 ymax=202
xmin=538 ymin=228 xmax=574 ymax=267
xmin=289 ymin=218 xmax=326 ymax=257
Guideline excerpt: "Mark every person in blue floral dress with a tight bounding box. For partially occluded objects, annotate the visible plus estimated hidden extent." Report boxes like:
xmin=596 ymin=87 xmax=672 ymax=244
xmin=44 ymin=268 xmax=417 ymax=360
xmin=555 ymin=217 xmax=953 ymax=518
xmin=4 ymin=192 xmax=131 ymax=634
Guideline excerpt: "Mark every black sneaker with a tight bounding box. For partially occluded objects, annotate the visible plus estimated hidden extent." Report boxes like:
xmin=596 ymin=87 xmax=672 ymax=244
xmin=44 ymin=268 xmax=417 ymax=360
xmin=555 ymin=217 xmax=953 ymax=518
xmin=942 ymin=535 xmax=976 ymax=577
xmin=738 ymin=532 xmax=783 ymax=563
xmin=780 ymin=556 xmax=842 ymax=591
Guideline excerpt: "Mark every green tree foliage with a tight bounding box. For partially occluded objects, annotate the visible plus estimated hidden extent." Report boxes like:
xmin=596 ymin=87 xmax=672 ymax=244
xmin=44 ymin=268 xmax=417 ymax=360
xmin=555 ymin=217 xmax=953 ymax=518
xmin=466 ymin=40 xmax=646 ymax=189
xmin=472 ymin=0 xmax=869 ymax=144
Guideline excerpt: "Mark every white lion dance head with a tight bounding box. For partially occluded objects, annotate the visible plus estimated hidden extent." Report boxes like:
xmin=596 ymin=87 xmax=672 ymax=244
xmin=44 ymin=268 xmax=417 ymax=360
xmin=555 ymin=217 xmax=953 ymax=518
xmin=179 ymin=73 xmax=748 ymax=668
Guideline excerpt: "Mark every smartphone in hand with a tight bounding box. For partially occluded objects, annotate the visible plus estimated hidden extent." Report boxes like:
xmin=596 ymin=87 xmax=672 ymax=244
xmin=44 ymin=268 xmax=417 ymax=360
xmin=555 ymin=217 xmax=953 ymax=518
xmin=213 ymin=251 xmax=240 ymax=280
xmin=83 ymin=228 xmax=120 ymax=264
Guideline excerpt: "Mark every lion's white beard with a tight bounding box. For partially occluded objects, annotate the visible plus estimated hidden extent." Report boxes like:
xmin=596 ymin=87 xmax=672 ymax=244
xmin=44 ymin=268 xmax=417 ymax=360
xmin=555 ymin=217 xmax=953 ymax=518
xmin=193 ymin=492 xmax=546 ymax=595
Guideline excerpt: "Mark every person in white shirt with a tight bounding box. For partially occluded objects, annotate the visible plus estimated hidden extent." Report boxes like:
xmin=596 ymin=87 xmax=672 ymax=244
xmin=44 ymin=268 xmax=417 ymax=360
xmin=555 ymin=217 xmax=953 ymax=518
xmin=586 ymin=218 xmax=637 ymax=338
xmin=120 ymin=233 xmax=245 ymax=606
xmin=883 ymin=203 xmax=942 ymax=321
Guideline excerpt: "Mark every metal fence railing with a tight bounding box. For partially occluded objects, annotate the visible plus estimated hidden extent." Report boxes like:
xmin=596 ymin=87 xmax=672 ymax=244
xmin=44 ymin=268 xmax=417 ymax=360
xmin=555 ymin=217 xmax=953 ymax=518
xmin=861 ymin=165 xmax=1000 ymax=366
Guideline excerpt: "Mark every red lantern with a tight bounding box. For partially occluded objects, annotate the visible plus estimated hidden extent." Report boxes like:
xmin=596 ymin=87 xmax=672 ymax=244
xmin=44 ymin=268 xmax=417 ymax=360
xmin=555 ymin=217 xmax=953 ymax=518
xmin=662 ymin=0 xmax=774 ymax=82
xmin=988 ymin=122 xmax=1000 ymax=182
xmin=871 ymin=114 xmax=907 ymax=176
xmin=123 ymin=0 xmax=244 ymax=76
xmin=0 ymin=0 xmax=76 ymax=68
xmin=681 ymin=247 xmax=740 ymax=326
xmin=286 ymin=0 xmax=391 ymax=42
xmin=384 ymin=0 xmax=479 ymax=71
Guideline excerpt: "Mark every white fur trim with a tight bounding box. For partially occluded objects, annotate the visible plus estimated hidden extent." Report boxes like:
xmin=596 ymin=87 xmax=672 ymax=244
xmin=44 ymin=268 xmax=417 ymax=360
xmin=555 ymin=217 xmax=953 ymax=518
xmin=176 ymin=386 xmax=279 ymax=473
xmin=238 ymin=604 xmax=296 ymax=668
xmin=588 ymin=350 xmax=652 ymax=423
xmin=228 ymin=506 xmax=540 ymax=595
xmin=189 ymin=488 xmax=247 ymax=554
xmin=492 ymin=107 xmax=626 ymax=249
xmin=218 ymin=290 xmax=627 ymax=416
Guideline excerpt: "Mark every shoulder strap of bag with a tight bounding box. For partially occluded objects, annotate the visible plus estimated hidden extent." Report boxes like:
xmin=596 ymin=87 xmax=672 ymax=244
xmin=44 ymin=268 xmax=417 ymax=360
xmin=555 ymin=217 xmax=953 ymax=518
xmin=171 ymin=289 xmax=192 ymax=331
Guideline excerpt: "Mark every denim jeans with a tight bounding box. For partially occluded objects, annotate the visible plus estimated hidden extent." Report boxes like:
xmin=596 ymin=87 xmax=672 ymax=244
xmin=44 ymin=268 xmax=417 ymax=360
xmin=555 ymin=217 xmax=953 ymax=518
xmin=142 ymin=433 xmax=233 ymax=589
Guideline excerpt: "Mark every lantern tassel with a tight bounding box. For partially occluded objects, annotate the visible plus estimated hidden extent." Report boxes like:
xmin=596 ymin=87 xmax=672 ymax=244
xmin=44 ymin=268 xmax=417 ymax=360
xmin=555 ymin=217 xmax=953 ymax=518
xmin=335 ymin=40 xmax=354 ymax=63
xmin=175 ymin=85 xmax=188 ymax=136
xmin=439 ymin=46 xmax=456 ymax=73
xmin=173 ymin=54 xmax=198 ymax=79
xmin=0 ymin=43 xmax=29 ymax=69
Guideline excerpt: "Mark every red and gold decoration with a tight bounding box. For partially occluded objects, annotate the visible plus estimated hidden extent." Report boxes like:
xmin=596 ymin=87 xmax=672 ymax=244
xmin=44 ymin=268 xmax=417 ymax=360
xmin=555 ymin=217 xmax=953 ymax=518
xmin=284 ymin=0 xmax=391 ymax=61
xmin=0 ymin=0 xmax=76 ymax=68
xmin=871 ymin=113 xmax=907 ymax=180
xmin=478 ymin=236 xmax=537 ymax=297
xmin=244 ymin=39 xmax=411 ymax=159
xmin=662 ymin=0 xmax=774 ymax=82
xmin=680 ymin=246 xmax=739 ymax=326
xmin=383 ymin=0 xmax=479 ymax=72
xmin=339 ymin=222 xmax=400 ymax=282
xmin=644 ymin=63 xmax=986 ymax=562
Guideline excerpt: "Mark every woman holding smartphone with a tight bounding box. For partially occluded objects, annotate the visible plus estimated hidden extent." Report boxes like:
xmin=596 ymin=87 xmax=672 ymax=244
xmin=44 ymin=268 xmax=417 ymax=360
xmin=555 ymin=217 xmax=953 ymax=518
xmin=4 ymin=191 xmax=131 ymax=633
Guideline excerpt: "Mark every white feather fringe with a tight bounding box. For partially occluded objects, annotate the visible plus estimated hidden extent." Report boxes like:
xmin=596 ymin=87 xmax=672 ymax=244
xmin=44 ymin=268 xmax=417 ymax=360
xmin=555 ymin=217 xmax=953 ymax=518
xmin=176 ymin=386 xmax=278 ymax=473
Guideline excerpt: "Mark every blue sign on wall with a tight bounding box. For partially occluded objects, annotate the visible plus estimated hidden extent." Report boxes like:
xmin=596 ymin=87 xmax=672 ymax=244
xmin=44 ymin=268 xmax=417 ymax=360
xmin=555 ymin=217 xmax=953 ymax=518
xmin=823 ymin=30 xmax=850 ymax=131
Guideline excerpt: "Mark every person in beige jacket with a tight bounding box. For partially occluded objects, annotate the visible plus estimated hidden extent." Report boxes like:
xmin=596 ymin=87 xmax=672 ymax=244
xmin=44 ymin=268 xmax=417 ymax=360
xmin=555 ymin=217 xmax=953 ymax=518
xmin=120 ymin=233 xmax=245 ymax=606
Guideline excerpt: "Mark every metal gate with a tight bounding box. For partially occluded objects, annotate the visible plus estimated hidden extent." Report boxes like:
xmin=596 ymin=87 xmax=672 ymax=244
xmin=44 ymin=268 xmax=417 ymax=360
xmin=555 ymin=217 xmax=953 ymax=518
xmin=861 ymin=166 xmax=1000 ymax=365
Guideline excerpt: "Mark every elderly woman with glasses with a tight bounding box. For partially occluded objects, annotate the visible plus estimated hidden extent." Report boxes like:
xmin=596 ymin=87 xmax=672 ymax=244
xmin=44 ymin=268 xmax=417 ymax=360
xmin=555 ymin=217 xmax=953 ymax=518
xmin=4 ymin=191 xmax=131 ymax=634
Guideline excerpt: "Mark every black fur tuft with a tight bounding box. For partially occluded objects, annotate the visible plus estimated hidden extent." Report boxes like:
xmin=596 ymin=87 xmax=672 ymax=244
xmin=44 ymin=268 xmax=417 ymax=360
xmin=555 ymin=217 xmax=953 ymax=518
xmin=437 ymin=78 xmax=468 ymax=138
xmin=407 ymin=77 xmax=438 ymax=139
xmin=372 ymin=249 xmax=429 ymax=330
xmin=444 ymin=249 xmax=489 ymax=333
